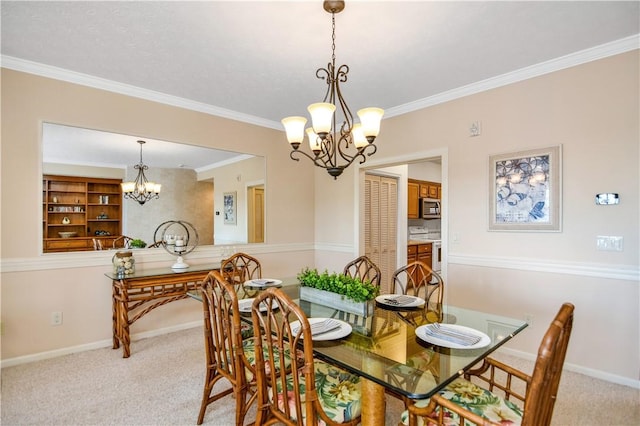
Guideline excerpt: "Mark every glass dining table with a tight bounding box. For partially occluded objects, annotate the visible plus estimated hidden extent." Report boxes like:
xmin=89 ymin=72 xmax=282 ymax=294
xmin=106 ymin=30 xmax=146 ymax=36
xmin=190 ymin=277 xmax=529 ymax=425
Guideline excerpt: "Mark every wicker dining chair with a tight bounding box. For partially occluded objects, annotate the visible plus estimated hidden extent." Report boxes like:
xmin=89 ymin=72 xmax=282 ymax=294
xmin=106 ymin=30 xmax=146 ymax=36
xmin=250 ymin=288 xmax=362 ymax=426
xmin=401 ymin=302 xmax=575 ymax=426
xmin=335 ymin=255 xmax=382 ymax=325
xmin=197 ymin=270 xmax=257 ymax=425
xmin=221 ymin=252 xmax=262 ymax=297
xmin=112 ymin=235 xmax=134 ymax=249
xmin=343 ymin=255 xmax=382 ymax=288
xmin=391 ymin=260 xmax=444 ymax=325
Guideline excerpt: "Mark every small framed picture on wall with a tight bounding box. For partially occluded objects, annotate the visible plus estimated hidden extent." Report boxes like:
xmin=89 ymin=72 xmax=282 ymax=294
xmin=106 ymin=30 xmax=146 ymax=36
xmin=223 ymin=191 xmax=237 ymax=225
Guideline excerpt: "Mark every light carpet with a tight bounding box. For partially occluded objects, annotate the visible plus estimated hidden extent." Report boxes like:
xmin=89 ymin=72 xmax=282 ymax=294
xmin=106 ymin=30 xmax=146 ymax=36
xmin=2 ymin=327 xmax=638 ymax=425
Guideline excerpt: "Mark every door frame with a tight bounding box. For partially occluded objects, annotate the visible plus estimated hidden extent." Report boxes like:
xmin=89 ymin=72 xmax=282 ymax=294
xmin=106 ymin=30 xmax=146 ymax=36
xmin=355 ymin=148 xmax=448 ymax=283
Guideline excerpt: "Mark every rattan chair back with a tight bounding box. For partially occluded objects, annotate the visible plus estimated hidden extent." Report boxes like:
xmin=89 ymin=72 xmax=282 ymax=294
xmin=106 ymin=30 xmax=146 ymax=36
xmin=392 ymin=260 xmax=443 ymax=307
xmin=343 ymin=255 xmax=382 ymax=288
xmin=197 ymin=270 xmax=255 ymax=425
xmin=521 ymin=302 xmax=574 ymax=426
xmin=221 ymin=252 xmax=262 ymax=295
xmin=250 ymin=288 xmax=360 ymax=426
xmin=112 ymin=235 xmax=133 ymax=249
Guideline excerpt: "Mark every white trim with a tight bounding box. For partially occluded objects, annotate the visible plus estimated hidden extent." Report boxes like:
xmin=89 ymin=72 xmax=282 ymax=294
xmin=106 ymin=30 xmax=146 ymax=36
xmin=313 ymin=242 xmax=353 ymax=253
xmin=449 ymin=253 xmax=639 ymax=282
xmin=499 ymin=347 xmax=640 ymax=390
xmin=0 ymin=321 xmax=202 ymax=369
xmin=2 ymin=36 xmax=637 ymax=129
xmin=2 ymin=245 xmax=635 ymax=281
xmin=0 ymin=56 xmax=281 ymax=130
xmin=0 ymin=242 xmax=314 ymax=273
xmin=385 ymin=35 xmax=640 ymax=118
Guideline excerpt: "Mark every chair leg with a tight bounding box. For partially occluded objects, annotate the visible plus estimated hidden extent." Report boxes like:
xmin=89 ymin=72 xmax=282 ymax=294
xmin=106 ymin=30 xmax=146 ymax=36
xmin=197 ymin=364 xmax=216 ymax=424
xmin=235 ymin=387 xmax=248 ymax=426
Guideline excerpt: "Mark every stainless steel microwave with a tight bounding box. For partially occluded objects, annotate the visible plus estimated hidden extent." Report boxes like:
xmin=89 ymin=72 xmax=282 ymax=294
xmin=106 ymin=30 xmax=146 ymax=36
xmin=420 ymin=198 xmax=441 ymax=219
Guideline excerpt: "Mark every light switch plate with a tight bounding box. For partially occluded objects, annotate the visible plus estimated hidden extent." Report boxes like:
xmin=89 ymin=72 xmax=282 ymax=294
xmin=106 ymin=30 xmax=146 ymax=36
xmin=595 ymin=193 xmax=619 ymax=205
xmin=596 ymin=236 xmax=623 ymax=251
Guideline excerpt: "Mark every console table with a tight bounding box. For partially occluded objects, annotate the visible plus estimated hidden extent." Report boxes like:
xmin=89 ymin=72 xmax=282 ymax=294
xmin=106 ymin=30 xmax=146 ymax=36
xmin=106 ymin=263 xmax=220 ymax=358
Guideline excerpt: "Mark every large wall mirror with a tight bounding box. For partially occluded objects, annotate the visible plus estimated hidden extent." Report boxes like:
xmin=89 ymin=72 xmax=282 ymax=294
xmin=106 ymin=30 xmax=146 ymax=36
xmin=42 ymin=122 xmax=265 ymax=253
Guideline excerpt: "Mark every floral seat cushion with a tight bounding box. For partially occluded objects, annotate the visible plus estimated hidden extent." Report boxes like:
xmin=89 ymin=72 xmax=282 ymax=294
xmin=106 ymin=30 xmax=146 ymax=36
xmin=239 ymin=322 xmax=253 ymax=339
xmin=239 ymin=337 xmax=303 ymax=381
xmin=400 ymin=378 xmax=523 ymax=426
xmin=270 ymin=359 xmax=362 ymax=425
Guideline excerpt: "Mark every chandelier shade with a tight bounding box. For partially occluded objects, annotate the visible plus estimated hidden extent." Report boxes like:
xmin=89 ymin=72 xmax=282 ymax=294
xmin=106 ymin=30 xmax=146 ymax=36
xmin=282 ymin=0 xmax=384 ymax=179
xmin=121 ymin=140 xmax=161 ymax=205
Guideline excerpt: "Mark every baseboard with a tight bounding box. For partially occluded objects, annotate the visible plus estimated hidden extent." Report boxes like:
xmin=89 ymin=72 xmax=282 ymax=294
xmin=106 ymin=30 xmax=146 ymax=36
xmin=499 ymin=347 xmax=640 ymax=390
xmin=0 ymin=320 xmax=202 ymax=369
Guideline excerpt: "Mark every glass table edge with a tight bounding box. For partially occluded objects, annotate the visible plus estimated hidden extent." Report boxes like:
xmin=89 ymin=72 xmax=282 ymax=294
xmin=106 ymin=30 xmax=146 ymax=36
xmin=399 ymin=320 xmax=530 ymax=400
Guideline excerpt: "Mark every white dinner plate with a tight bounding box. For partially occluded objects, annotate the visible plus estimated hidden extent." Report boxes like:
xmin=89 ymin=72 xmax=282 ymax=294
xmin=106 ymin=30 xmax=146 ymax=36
xmin=244 ymin=278 xmax=283 ymax=288
xmin=375 ymin=294 xmax=425 ymax=309
xmin=415 ymin=324 xmax=491 ymax=349
xmin=237 ymin=298 xmax=279 ymax=313
xmin=290 ymin=318 xmax=352 ymax=341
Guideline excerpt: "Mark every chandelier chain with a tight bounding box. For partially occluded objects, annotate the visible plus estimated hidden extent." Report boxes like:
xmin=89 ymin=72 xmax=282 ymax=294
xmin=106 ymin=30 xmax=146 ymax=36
xmin=331 ymin=12 xmax=336 ymax=65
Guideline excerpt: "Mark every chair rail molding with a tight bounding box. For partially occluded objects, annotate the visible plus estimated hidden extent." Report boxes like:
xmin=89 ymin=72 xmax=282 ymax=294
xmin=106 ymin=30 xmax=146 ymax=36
xmin=0 ymin=242 xmax=314 ymax=273
xmin=448 ymin=253 xmax=639 ymax=282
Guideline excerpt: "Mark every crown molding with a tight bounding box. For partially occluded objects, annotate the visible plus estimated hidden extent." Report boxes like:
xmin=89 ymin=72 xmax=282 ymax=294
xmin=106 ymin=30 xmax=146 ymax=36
xmin=2 ymin=34 xmax=638 ymax=126
xmin=385 ymin=35 xmax=640 ymax=118
xmin=0 ymin=55 xmax=282 ymax=130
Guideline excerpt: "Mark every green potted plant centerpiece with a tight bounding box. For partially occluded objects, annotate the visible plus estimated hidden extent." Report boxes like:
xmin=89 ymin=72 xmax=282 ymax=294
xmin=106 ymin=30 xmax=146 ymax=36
xmin=297 ymin=268 xmax=379 ymax=317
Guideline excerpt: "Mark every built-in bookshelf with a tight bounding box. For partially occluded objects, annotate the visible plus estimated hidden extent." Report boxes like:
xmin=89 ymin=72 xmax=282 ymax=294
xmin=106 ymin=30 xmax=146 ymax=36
xmin=43 ymin=175 xmax=122 ymax=252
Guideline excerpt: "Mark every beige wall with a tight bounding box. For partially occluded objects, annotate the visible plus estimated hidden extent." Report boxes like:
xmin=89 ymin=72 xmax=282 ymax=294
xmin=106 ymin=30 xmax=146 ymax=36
xmin=206 ymin=156 xmax=265 ymax=244
xmin=2 ymin=51 xmax=639 ymax=386
xmin=0 ymin=68 xmax=316 ymax=360
xmin=313 ymin=51 xmax=639 ymax=384
xmin=124 ymin=167 xmax=214 ymax=246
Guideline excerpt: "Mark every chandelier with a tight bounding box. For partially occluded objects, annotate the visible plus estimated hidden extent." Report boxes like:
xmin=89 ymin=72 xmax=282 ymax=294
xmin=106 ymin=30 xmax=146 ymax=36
xmin=121 ymin=140 xmax=161 ymax=205
xmin=281 ymin=0 xmax=384 ymax=179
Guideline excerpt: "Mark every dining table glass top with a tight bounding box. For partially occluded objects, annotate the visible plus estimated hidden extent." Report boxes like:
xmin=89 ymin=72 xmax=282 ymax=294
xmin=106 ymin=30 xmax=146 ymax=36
xmin=105 ymin=263 xmax=221 ymax=280
xmin=189 ymin=277 xmax=528 ymax=400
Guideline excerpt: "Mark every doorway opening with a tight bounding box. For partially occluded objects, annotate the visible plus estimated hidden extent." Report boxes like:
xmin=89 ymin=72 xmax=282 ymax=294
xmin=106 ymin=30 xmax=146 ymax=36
xmin=247 ymin=184 xmax=265 ymax=243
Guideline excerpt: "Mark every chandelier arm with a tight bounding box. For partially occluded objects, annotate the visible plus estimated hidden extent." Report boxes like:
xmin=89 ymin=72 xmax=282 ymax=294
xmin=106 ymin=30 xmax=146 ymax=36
xmin=290 ymin=148 xmax=342 ymax=171
xmin=316 ymin=65 xmax=333 ymax=103
xmin=335 ymin=132 xmax=356 ymax=163
xmin=290 ymin=148 xmax=332 ymax=167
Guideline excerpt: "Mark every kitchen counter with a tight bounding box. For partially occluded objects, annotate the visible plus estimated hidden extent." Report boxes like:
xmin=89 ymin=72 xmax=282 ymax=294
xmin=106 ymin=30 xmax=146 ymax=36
xmin=408 ymin=239 xmax=440 ymax=245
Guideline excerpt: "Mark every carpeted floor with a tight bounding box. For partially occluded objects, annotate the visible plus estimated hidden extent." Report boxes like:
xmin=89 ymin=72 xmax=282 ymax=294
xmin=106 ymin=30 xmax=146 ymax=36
xmin=2 ymin=326 xmax=638 ymax=425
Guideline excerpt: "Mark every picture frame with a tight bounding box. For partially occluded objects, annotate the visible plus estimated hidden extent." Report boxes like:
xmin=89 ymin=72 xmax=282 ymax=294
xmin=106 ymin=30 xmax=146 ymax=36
xmin=223 ymin=191 xmax=237 ymax=225
xmin=489 ymin=145 xmax=562 ymax=232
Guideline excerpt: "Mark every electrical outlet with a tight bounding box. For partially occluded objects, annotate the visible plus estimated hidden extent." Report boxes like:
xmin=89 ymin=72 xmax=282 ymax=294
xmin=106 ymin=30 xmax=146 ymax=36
xmin=51 ymin=311 xmax=63 ymax=326
xmin=525 ymin=314 xmax=534 ymax=325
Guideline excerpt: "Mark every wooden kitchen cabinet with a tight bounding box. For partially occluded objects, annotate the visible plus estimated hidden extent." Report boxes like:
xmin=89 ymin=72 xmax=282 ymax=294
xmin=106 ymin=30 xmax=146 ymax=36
xmin=406 ymin=242 xmax=432 ymax=285
xmin=420 ymin=181 xmax=441 ymax=199
xmin=407 ymin=180 xmax=420 ymax=219
xmin=408 ymin=179 xmax=441 ymax=219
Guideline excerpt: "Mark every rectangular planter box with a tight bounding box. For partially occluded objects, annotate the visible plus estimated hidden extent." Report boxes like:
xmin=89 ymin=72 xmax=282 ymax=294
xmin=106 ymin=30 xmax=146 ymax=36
xmin=299 ymin=286 xmax=374 ymax=317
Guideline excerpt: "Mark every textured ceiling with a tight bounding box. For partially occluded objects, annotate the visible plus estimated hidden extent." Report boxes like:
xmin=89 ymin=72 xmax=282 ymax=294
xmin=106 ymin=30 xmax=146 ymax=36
xmin=2 ymin=1 xmax=639 ymax=168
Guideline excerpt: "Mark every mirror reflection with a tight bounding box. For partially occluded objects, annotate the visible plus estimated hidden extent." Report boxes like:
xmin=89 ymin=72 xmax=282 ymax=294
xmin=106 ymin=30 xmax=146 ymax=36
xmin=42 ymin=123 xmax=265 ymax=253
